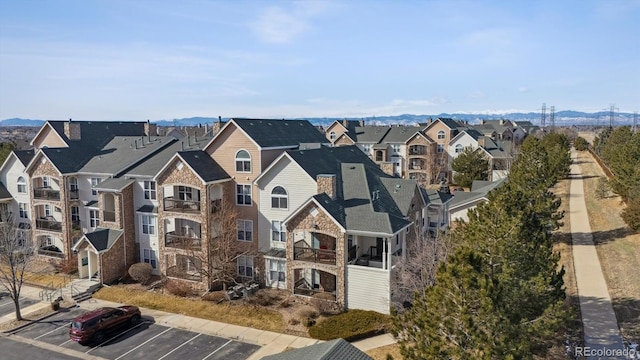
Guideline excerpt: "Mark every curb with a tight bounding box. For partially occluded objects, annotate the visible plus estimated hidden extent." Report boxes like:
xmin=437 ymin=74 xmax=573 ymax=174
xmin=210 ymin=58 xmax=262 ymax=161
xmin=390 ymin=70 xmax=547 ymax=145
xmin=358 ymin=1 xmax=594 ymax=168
xmin=3 ymin=305 xmax=78 ymax=334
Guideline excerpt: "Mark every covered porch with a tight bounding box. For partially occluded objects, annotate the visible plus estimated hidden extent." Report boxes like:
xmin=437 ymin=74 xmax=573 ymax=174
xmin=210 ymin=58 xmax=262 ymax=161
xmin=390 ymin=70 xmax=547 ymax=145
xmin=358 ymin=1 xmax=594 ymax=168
xmin=346 ymin=231 xmax=405 ymax=270
xmin=292 ymin=268 xmax=337 ymax=302
xmin=71 ymin=227 xmax=124 ymax=284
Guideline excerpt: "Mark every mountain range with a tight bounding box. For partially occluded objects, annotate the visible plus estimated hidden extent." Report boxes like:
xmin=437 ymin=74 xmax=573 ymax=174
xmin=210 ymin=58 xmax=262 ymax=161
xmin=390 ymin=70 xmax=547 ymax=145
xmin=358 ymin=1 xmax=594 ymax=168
xmin=1 ymin=111 xmax=636 ymax=127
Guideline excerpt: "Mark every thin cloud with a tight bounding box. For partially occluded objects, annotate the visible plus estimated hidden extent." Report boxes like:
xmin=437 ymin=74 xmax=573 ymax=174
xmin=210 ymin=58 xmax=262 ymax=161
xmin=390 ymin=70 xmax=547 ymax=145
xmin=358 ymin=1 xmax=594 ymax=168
xmin=517 ymin=87 xmax=529 ymax=93
xmin=250 ymin=2 xmax=333 ymax=44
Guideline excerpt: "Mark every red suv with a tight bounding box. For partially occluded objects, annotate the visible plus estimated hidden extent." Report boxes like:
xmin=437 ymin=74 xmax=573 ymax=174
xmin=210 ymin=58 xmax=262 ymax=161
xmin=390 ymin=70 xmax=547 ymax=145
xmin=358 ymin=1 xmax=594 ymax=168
xmin=69 ymin=306 xmax=142 ymax=345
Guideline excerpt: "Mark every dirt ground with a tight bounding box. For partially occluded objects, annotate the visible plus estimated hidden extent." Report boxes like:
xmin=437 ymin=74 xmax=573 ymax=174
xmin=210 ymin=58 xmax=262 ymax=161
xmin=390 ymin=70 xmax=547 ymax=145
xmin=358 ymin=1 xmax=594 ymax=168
xmin=577 ymin=150 xmax=640 ymax=342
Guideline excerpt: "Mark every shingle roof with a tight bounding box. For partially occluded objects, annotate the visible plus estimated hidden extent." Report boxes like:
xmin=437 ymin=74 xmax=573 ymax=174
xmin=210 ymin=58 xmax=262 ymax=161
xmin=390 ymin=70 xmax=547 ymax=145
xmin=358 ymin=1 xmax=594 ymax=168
xmin=287 ymin=146 xmax=377 ymax=181
xmin=450 ymin=178 xmax=506 ymax=209
xmin=352 ymin=126 xmax=391 ymax=143
xmin=136 ymin=205 xmax=158 ymax=213
xmin=262 ymin=338 xmax=372 ymax=360
xmin=14 ymin=150 xmax=35 ymax=167
xmin=420 ymin=187 xmax=453 ymax=206
xmin=79 ymin=136 xmax=175 ymax=175
xmin=438 ymin=117 xmax=463 ymax=130
xmin=232 ymin=118 xmax=328 ymax=148
xmin=93 ymin=177 xmax=136 ymax=192
xmin=381 ymin=125 xmax=426 ymax=143
xmin=82 ymin=228 xmax=123 ymax=252
xmin=0 ymin=182 xmax=12 ymax=200
xmin=177 ymin=150 xmax=230 ymax=183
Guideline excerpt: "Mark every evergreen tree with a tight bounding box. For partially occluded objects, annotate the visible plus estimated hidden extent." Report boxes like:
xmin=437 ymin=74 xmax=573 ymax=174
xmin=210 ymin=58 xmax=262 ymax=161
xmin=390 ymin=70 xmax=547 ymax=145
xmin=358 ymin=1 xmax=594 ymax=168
xmin=451 ymin=147 xmax=489 ymax=188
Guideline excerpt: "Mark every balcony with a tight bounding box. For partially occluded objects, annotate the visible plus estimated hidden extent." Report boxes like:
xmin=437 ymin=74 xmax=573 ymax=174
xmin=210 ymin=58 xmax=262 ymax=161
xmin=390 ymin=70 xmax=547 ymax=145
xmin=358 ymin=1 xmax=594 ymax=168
xmin=38 ymin=246 xmax=64 ymax=258
xmin=35 ymin=218 xmax=62 ymax=232
xmin=103 ymin=211 xmax=116 ymax=223
xmin=33 ymin=188 xmax=60 ymax=201
xmin=165 ymin=231 xmax=202 ymax=250
xmin=408 ymin=146 xmax=427 ymax=156
xmin=211 ymin=199 xmax=222 ymax=213
xmin=164 ymin=197 xmax=201 ymax=213
xmin=294 ymin=244 xmax=336 ymax=265
xmin=68 ymin=189 xmax=79 ymax=200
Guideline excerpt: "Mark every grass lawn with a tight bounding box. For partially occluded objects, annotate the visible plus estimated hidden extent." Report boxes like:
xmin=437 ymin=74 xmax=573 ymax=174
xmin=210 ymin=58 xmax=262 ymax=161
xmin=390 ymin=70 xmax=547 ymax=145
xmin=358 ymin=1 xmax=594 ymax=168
xmin=578 ymin=150 xmax=640 ymax=341
xmin=1 ymin=262 xmax=73 ymax=289
xmin=366 ymin=344 xmax=402 ymax=360
xmin=94 ymin=286 xmax=286 ymax=333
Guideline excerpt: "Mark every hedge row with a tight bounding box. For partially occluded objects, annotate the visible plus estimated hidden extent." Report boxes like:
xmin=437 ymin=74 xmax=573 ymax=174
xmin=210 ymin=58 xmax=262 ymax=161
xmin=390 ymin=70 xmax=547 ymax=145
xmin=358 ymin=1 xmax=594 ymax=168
xmin=308 ymin=309 xmax=391 ymax=341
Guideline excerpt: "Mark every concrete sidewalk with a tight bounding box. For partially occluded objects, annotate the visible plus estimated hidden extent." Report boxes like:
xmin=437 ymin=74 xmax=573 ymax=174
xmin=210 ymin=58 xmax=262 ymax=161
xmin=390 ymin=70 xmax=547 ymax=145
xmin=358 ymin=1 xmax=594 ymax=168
xmin=569 ymin=149 xmax=625 ymax=357
xmin=2 ymin=284 xmax=396 ymax=359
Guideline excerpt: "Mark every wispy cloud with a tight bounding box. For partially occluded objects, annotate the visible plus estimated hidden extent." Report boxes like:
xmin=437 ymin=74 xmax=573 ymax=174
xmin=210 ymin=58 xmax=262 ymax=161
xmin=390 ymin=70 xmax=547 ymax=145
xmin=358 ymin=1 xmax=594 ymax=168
xmin=250 ymin=2 xmax=334 ymax=44
xmin=517 ymin=87 xmax=529 ymax=93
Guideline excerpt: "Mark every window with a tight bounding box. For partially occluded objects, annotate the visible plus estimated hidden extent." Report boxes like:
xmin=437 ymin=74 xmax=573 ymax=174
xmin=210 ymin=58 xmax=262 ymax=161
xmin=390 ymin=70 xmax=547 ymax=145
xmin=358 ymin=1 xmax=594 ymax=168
xmin=235 ymin=150 xmax=251 ymax=172
xmin=237 ymin=219 xmax=253 ymax=241
xmin=69 ymin=177 xmax=78 ymax=191
xmin=392 ymin=144 xmax=401 ymax=153
xmin=177 ymin=186 xmax=192 ymax=200
xmin=44 ymin=204 xmax=52 ymax=217
xmin=236 ymin=184 xmax=251 ymax=205
xmin=272 ymin=221 xmax=286 ymax=242
xmin=237 ymin=255 xmax=254 ymax=278
xmin=89 ymin=210 xmax=99 ymax=228
xmin=177 ymin=254 xmax=201 ymax=277
xmin=19 ymin=203 xmax=29 ymax=219
xmin=71 ymin=206 xmax=80 ymax=222
xmin=437 ymin=144 xmax=444 ymax=153
xmin=455 ymin=144 xmax=464 ymax=154
xmin=144 ymin=181 xmax=157 ymax=200
xmin=271 ymin=186 xmax=288 ymax=209
xmin=329 ymin=131 xmax=336 ymax=140
xmin=437 ymin=130 xmax=445 ymax=140
xmin=17 ymin=177 xmax=26 ymax=193
xmin=141 ymin=215 xmax=156 ymax=235
xmin=42 ymin=236 xmax=53 ymax=247
xmin=143 ymin=249 xmax=157 ymax=269
xmin=42 ymin=176 xmax=50 ymax=188
xmin=268 ymin=259 xmax=286 ymax=282
xmin=91 ymin=178 xmax=101 ymax=196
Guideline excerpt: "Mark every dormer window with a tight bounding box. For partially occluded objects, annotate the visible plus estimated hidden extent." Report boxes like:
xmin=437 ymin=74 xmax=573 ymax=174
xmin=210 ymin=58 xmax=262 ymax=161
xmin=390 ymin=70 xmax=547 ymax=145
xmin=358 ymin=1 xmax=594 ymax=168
xmin=235 ymin=150 xmax=251 ymax=173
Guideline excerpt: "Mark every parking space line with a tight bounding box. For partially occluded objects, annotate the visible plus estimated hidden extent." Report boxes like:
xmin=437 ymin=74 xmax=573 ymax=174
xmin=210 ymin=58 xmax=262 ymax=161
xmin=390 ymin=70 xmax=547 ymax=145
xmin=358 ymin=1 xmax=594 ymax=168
xmin=85 ymin=321 xmax=149 ymax=353
xmin=113 ymin=327 xmax=172 ymax=360
xmin=201 ymin=339 xmax=232 ymax=360
xmin=33 ymin=322 xmax=71 ymax=340
xmin=157 ymin=333 xmax=201 ymax=360
xmin=59 ymin=339 xmax=72 ymax=346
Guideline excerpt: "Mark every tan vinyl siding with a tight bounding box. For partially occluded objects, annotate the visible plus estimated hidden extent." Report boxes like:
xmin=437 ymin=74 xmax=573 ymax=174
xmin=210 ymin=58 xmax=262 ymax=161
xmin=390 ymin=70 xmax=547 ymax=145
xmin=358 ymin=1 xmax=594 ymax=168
xmin=206 ymin=123 xmax=260 ymax=180
xmin=32 ymin=125 xmax=68 ymax=149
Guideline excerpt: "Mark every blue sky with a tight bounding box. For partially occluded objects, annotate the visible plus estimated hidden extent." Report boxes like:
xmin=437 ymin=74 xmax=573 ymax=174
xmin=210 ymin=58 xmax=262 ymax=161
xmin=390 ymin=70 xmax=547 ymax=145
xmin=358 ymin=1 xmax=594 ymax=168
xmin=1 ymin=0 xmax=638 ymax=121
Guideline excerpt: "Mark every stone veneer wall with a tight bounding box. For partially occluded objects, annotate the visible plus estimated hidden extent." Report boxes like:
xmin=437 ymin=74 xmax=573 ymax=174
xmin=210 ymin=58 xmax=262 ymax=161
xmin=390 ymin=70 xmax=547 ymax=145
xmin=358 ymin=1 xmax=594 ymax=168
xmin=316 ymin=174 xmax=336 ymax=200
xmin=379 ymin=162 xmax=394 ymax=176
xmin=334 ymin=135 xmax=355 ymax=146
xmin=101 ymin=235 xmax=126 ymax=284
xmin=285 ymin=201 xmax=345 ymax=305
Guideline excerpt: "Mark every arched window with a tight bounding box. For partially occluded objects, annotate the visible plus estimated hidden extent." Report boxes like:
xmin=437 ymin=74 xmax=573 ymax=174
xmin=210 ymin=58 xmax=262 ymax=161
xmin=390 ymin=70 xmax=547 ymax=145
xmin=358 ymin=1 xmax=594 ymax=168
xmin=17 ymin=177 xmax=26 ymax=193
xmin=437 ymin=130 xmax=445 ymax=140
xmin=271 ymin=186 xmax=288 ymax=209
xmin=235 ymin=150 xmax=251 ymax=172
xmin=455 ymin=144 xmax=464 ymax=153
xmin=329 ymin=131 xmax=336 ymax=140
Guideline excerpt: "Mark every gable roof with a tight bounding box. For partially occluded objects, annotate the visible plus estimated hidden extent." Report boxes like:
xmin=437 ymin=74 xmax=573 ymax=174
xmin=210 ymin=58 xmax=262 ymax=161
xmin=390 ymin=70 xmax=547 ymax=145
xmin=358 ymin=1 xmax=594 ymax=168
xmin=449 ymin=178 xmax=506 ymax=210
xmin=93 ymin=177 xmax=136 ymax=192
xmin=29 ymin=121 xmax=68 ymax=148
xmin=450 ymin=128 xmax=484 ymax=144
xmin=154 ymin=151 xmax=231 ymax=184
xmin=262 ymin=338 xmax=372 ymax=360
xmin=380 ymin=125 xmax=425 ymax=143
xmin=404 ymin=130 xmax=434 ymax=144
xmin=0 ymin=181 xmax=12 ymax=201
xmin=352 ymin=126 xmax=391 ymax=143
xmin=73 ymin=227 xmax=123 ymax=253
xmin=420 ymin=187 xmax=453 ymax=206
xmin=14 ymin=150 xmax=35 ymax=167
xmin=231 ymin=118 xmax=328 ymax=148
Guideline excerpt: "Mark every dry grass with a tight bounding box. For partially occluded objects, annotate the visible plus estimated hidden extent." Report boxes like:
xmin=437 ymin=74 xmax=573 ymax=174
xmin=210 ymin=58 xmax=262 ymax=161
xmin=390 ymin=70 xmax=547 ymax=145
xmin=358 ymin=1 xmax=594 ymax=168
xmin=1 ymin=261 xmax=74 ymax=289
xmin=578 ymin=150 xmax=640 ymax=341
xmin=366 ymin=343 xmax=402 ymax=360
xmin=93 ymin=286 xmax=286 ymax=333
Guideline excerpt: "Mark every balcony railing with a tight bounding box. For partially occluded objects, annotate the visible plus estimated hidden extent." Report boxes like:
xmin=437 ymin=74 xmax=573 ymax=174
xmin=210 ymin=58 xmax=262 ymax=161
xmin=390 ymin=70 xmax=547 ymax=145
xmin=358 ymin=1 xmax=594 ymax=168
xmin=68 ymin=189 xmax=79 ymax=200
xmin=165 ymin=232 xmax=202 ymax=250
xmin=408 ymin=147 xmax=427 ymax=155
xmin=35 ymin=218 xmax=62 ymax=232
xmin=164 ymin=197 xmax=201 ymax=213
xmin=166 ymin=265 xmax=202 ymax=282
xmin=103 ymin=211 xmax=116 ymax=222
xmin=38 ymin=247 xmax=64 ymax=258
xmin=410 ymin=164 xmax=425 ymax=170
xmin=33 ymin=188 xmax=60 ymax=201
xmin=293 ymin=278 xmax=337 ymax=301
xmin=211 ymin=199 xmax=222 ymax=213
xmin=294 ymin=245 xmax=336 ymax=265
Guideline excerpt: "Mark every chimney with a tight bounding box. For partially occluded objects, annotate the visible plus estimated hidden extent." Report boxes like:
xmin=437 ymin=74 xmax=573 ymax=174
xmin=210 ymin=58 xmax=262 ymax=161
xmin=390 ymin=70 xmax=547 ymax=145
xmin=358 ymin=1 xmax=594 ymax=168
xmin=359 ymin=118 xmax=365 ymax=127
xmin=317 ymin=174 xmax=337 ymax=200
xmin=144 ymin=120 xmax=157 ymax=137
xmin=481 ymin=119 xmax=486 ymax=124
xmin=342 ymin=118 xmax=348 ymax=127
xmin=379 ymin=162 xmax=395 ymax=176
xmin=212 ymin=116 xmax=223 ymax=134
xmin=478 ymin=136 xmax=486 ymax=148
xmin=64 ymin=118 xmax=81 ymax=140
xmin=499 ymin=119 xmax=504 ymax=125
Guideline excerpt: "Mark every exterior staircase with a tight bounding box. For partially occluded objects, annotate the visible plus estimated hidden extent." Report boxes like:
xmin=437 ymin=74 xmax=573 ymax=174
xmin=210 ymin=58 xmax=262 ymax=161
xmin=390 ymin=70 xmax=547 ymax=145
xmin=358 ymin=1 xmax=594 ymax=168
xmin=39 ymin=277 xmax=102 ymax=304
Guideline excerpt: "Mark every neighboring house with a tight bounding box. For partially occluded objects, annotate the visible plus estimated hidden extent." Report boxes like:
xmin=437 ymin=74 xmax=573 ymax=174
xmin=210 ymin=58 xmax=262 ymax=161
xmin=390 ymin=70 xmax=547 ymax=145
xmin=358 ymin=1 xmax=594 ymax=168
xmin=262 ymin=338 xmax=373 ymax=360
xmin=405 ymin=131 xmax=437 ymax=185
xmin=423 ymin=118 xmax=464 ymax=182
xmin=255 ymin=145 xmax=425 ymax=314
xmin=448 ymin=178 xmax=506 ymax=223
xmin=420 ymin=187 xmax=453 ymax=234
xmin=324 ymin=119 xmax=362 ymax=144
xmin=376 ymin=125 xmax=425 ymax=178
xmin=0 ymin=149 xmax=35 ymax=230
xmin=448 ymin=129 xmax=513 ymax=181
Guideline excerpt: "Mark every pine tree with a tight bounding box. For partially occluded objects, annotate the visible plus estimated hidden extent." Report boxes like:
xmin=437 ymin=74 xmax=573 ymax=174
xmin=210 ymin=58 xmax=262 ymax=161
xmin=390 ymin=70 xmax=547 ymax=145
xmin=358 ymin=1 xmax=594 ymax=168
xmin=451 ymin=147 xmax=490 ymax=188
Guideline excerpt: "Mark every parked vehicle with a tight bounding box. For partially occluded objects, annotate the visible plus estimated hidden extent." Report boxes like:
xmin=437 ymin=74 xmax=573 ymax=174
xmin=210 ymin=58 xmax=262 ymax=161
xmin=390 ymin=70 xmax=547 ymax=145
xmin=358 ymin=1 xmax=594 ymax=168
xmin=69 ymin=306 xmax=141 ymax=345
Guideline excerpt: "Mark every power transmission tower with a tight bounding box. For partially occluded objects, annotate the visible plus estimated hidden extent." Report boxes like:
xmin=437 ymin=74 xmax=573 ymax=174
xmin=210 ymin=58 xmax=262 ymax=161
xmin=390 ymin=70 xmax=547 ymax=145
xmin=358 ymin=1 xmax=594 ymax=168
xmin=634 ymin=111 xmax=638 ymax=133
xmin=609 ymin=104 xmax=619 ymax=128
xmin=550 ymin=105 xmax=555 ymax=132
xmin=541 ymin=103 xmax=547 ymax=127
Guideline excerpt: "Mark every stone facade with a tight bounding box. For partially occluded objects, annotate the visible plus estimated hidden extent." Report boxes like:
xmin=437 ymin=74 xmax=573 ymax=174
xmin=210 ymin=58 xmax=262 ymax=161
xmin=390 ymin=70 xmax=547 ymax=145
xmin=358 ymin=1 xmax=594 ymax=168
xmin=316 ymin=174 xmax=336 ymax=200
xmin=286 ymin=201 xmax=346 ymax=306
xmin=63 ymin=121 xmax=81 ymax=140
xmin=100 ymin=235 xmax=126 ymax=284
xmin=379 ymin=162 xmax=394 ymax=176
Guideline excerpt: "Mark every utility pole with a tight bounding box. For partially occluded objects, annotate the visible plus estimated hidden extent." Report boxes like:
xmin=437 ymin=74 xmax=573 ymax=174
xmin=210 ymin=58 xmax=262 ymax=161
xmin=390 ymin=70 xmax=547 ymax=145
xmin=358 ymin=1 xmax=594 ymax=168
xmin=541 ymin=103 xmax=547 ymax=127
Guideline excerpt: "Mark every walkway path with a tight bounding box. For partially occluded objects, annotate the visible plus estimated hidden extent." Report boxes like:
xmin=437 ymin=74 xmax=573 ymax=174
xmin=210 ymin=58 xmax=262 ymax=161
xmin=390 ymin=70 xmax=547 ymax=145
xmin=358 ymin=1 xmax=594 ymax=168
xmin=569 ymin=149 xmax=625 ymax=357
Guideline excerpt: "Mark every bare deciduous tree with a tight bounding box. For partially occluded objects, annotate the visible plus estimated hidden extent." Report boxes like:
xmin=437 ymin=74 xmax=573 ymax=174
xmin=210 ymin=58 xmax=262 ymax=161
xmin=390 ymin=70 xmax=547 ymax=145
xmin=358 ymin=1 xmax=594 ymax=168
xmin=0 ymin=210 xmax=34 ymax=320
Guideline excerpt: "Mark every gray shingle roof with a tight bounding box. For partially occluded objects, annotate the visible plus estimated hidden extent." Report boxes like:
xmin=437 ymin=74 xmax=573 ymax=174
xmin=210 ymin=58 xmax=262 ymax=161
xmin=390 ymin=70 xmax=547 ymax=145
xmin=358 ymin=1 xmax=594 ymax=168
xmin=450 ymin=178 xmax=506 ymax=209
xmin=136 ymin=205 xmax=158 ymax=213
xmin=232 ymin=118 xmax=328 ymax=148
xmin=353 ymin=126 xmax=391 ymax=143
xmin=381 ymin=125 xmax=425 ymax=143
xmin=0 ymin=181 xmax=12 ymax=200
xmin=79 ymin=136 xmax=175 ymax=175
xmin=438 ymin=117 xmax=463 ymax=129
xmin=262 ymin=338 xmax=372 ymax=360
xmin=420 ymin=187 xmax=453 ymax=206
xmin=177 ymin=150 xmax=230 ymax=183
xmin=82 ymin=228 xmax=123 ymax=252
xmin=14 ymin=150 xmax=35 ymax=166
xmin=93 ymin=177 xmax=136 ymax=192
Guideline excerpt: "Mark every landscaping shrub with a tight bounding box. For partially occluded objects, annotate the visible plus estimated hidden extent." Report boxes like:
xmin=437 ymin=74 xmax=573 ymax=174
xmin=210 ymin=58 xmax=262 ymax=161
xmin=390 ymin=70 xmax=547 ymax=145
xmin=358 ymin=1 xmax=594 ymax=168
xmin=311 ymin=296 xmax=341 ymax=315
xmin=202 ymin=291 xmax=227 ymax=303
xmin=308 ymin=310 xmax=391 ymax=341
xmin=128 ymin=262 xmax=153 ymax=285
xmin=574 ymin=136 xmax=589 ymax=151
xmin=164 ymin=279 xmax=194 ymax=297
xmin=621 ymin=198 xmax=640 ymax=233
xmin=288 ymin=318 xmax=300 ymax=325
xmin=246 ymin=289 xmax=284 ymax=306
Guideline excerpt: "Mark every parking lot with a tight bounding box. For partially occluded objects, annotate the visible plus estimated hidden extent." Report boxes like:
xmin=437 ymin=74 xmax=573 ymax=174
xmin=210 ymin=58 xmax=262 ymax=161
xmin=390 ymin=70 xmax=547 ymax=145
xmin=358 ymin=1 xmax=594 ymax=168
xmin=0 ymin=296 xmax=39 ymax=318
xmin=6 ymin=307 xmax=260 ymax=360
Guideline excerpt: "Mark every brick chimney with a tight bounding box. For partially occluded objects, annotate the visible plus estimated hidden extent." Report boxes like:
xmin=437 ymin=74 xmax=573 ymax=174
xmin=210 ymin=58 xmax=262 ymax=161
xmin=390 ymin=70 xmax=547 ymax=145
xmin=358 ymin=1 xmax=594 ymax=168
xmin=212 ymin=116 xmax=223 ymax=134
xmin=144 ymin=120 xmax=157 ymax=137
xmin=317 ymin=174 xmax=337 ymax=200
xmin=379 ymin=162 xmax=395 ymax=176
xmin=478 ymin=136 xmax=486 ymax=148
xmin=64 ymin=119 xmax=81 ymax=140
xmin=359 ymin=118 xmax=365 ymax=127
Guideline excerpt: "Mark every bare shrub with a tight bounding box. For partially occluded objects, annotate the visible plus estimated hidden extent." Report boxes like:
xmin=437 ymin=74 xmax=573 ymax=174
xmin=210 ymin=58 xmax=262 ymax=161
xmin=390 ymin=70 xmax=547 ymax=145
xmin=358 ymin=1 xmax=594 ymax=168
xmin=128 ymin=262 xmax=153 ymax=285
xmin=296 ymin=307 xmax=319 ymax=320
xmin=202 ymin=291 xmax=227 ymax=303
xmin=288 ymin=318 xmax=300 ymax=325
xmin=164 ymin=279 xmax=194 ymax=297
xmin=278 ymin=298 xmax=292 ymax=308
xmin=247 ymin=289 xmax=284 ymax=307
xmin=311 ymin=296 xmax=341 ymax=316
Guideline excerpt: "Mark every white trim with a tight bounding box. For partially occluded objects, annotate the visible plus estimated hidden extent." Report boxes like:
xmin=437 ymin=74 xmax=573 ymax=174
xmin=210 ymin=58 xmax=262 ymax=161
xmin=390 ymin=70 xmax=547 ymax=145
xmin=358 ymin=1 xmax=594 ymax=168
xmin=203 ymin=119 xmax=262 ymax=152
xmin=29 ymin=121 xmax=68 ymax=148
xmin=282 ymin=196 xmax=347 ymax=233
xmin=24 ymin=151 xmax=63 ymax=176
xmin=404 ymin=131 xmax=434 ymax=145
